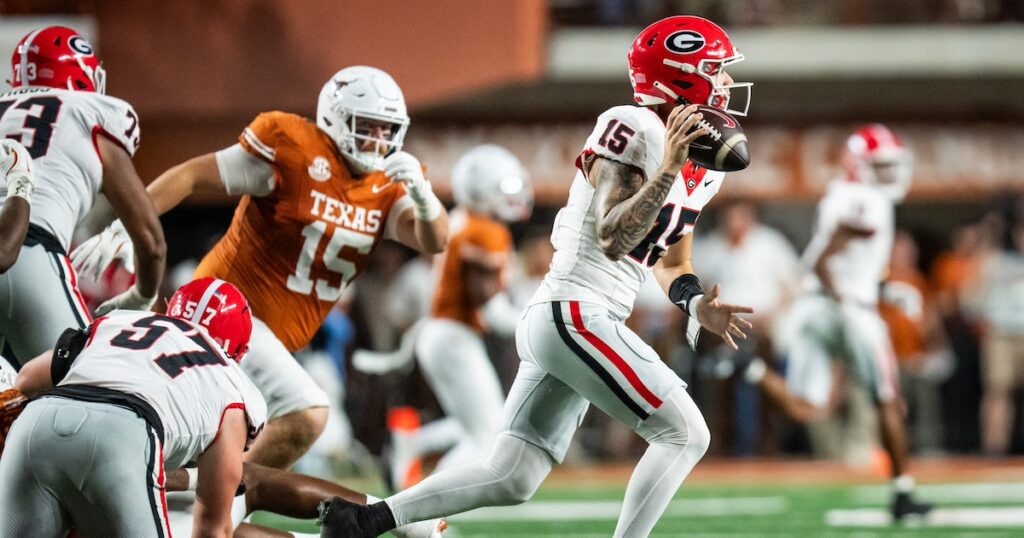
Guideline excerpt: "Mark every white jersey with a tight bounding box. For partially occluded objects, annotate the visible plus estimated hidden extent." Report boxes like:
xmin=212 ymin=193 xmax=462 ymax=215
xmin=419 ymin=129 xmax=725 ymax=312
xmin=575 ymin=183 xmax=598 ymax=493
xmin=57 ymin=310 xmax=266 ymax=469
xmin=530 ymin=105 xmax=725 ymax=319
xmin=801 ymin=180 xmax=894 ymax=305
xmin=0 ymin=87 xmax=140 ymax=250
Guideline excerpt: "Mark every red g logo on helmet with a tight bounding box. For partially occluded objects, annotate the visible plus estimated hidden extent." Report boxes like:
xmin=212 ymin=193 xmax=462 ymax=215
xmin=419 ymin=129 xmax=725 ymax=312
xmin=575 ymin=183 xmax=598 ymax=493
xmin=628 ymin=16 xmax=751 ymax=116
xmin=10 ymin=26 xmax=106 ymax=93
xmin=665 ymin=31 xmax=706 ymax=54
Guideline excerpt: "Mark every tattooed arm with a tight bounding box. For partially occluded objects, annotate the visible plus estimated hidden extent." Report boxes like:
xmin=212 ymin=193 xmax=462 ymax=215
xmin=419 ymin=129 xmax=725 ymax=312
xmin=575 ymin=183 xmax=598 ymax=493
xmin=592 ymin=158 xmax=675 ymax=261
xmin=591 ymin=104 xmax=709 ymax=261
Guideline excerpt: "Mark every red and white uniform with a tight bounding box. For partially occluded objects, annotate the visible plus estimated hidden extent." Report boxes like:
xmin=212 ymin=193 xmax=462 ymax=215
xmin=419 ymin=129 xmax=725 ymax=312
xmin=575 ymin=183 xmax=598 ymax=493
xmin=782 ymin=179 xmax=900 ymax=407
xmin=0 ymin=310 xmax=264 ymax=537
xmin=60 ymin=310 xmax=266 ymax=468
xmin=531 ymin=105 xmax=724 ymax=320
xmin=517 ymin=105 xmax=725 ymax=461
xmin=0 ymin=86 xmax=139 ymax=363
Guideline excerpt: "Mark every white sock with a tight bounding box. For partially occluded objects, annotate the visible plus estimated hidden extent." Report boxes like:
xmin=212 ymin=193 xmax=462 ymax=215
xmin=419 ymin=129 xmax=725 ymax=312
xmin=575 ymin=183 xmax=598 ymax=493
xmin=385 ymin=433 xmax=552 ymax=526
xmin=291 ymin=533 xmax=319 ymax=538
xmin=893 ymin=474 xmax=915 ymax=493
xmin=615 ymin=387 xmax=711 ymax=538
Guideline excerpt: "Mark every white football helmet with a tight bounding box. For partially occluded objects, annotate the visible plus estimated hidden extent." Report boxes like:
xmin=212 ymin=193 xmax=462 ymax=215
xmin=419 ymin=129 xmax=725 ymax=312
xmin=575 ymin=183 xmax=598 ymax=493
xmin=451 ymin=144 xmax=533 ymax=222
xmin=317 ymin=66 xmax=410 ymax=174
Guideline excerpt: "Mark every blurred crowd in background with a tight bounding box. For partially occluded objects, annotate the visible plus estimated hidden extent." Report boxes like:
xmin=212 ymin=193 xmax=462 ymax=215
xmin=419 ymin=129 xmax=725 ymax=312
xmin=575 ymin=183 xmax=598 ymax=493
xmin=552 ymin=0 xmax=1024 ymax=26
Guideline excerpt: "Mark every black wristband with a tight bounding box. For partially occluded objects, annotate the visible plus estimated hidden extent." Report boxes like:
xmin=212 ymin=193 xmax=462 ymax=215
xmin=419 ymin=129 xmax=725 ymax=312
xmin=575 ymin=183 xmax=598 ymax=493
xmin=668 ymin=274 xmax=704 ymax=314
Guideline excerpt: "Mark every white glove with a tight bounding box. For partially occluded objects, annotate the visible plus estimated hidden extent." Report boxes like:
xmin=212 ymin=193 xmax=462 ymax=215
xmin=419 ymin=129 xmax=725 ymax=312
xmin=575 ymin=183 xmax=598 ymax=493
xmin=70 ymin=219 xmax=135 ymax=282
xmin=385 ymin=151 xmax=441 ymax=220
xmin=0 ymin=140 xmax=35 ymax=203
xmin=94 ymin=285 xmax=156 ymax=316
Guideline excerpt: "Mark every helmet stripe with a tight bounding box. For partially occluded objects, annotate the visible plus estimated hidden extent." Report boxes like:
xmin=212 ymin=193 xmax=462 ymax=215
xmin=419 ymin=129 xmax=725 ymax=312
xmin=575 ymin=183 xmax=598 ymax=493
xmin=19 ymin=28 xmax=44 ymax=87
xmin=191 ymin=278 xmax=226 ymax=325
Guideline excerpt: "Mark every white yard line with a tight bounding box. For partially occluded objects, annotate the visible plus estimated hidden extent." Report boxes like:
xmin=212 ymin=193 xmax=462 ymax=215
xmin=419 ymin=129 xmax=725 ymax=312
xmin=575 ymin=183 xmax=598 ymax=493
xmin=827 ymin=507 xmax=1024 ymax=528
xmin=448 ymin=497 xmax=788 ymax=522
xmin=851 ymin=482 xmax=1024 ymax=504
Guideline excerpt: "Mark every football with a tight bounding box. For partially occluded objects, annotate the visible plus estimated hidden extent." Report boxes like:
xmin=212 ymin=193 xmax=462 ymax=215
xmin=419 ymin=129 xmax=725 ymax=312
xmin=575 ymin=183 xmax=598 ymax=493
xmin=686 ymin=105 xmax=750 ymax=172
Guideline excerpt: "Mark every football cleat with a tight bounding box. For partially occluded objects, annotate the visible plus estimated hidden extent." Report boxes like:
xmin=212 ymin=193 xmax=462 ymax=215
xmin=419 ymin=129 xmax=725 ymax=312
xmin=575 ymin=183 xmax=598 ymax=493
xmin=891 ymin=492 xmax=933 ymax=522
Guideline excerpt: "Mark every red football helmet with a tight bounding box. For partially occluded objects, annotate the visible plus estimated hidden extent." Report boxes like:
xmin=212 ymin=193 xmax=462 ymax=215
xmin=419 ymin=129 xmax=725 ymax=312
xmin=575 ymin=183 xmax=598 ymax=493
xmin=628 ymin=16 xmax=750 ymax=116
xmin=166 ymin=278 xmax=252 ymax=362
xmin=10 ymin=26 xmax=105 ymax=94
xmin=843 ymin=124 xmax=913 ymax=201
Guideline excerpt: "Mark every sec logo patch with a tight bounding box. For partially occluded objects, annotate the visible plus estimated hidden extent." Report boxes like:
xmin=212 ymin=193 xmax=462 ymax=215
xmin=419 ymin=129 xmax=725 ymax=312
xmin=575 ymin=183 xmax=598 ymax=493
xmin=307 ymin=156 xmax=331 ymax=182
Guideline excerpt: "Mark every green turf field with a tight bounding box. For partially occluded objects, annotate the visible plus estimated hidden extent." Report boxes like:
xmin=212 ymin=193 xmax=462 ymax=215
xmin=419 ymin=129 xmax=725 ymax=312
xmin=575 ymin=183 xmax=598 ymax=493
xmin=253 ymin=480 xmax=1024 ymax=537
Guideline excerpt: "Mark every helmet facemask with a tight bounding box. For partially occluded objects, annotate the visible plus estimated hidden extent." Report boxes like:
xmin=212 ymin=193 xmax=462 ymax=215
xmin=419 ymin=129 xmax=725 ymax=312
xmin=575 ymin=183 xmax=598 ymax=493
xmin=866 ymin=152 xmax=914 ymax=202
xmin=657 ymin=54 xmax=751 ymax=116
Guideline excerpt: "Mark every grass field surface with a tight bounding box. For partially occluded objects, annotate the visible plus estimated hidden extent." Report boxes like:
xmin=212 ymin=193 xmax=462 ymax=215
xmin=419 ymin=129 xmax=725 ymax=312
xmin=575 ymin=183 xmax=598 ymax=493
xmin=254 ymin=458 xmax=1024 ymax=537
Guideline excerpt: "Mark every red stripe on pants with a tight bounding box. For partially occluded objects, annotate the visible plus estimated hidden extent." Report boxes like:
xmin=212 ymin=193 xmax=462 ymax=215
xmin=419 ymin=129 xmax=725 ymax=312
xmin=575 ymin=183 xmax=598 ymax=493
xmin=568 ymin=301 xmax=663 ymax=409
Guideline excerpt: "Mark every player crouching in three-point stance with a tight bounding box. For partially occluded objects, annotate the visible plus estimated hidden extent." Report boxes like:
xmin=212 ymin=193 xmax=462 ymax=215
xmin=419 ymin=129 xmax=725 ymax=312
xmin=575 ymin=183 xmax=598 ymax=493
xmin=321 ymin=16 xmax=754 ymax=537
xmin=0 ymin=278 xmax=266 ymax=537
xmin=73 ymin=66 xmax=449 ymax=471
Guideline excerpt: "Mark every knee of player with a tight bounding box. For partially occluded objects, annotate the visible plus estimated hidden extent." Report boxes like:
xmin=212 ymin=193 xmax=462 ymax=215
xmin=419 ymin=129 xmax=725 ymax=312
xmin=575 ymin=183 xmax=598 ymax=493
xmin=686 ymin=417 xmax=712 ymax=458
xmin=286 ymin=407 xmax=329 ymax=445
xmin=498 ymin=470 xmax=543 ymax=504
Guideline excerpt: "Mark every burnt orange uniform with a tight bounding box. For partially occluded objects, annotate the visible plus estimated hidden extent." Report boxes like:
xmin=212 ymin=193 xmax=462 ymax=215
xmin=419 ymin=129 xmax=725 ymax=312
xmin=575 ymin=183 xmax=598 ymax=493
xmin=194 ymin=112 xmax=410 ymax=352
xmin=430 ymin=211 xmax=513 ymax=332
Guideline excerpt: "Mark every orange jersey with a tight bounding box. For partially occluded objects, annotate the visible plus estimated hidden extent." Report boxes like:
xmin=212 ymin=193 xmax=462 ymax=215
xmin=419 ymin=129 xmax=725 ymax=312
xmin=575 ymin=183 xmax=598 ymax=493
xmin=195 ymin=112 xmax=410 ymax=352
xmin=880 ymin=268 xmax=929 ymax=361
xmin=431 ymin=210 xmax=512 ymax=332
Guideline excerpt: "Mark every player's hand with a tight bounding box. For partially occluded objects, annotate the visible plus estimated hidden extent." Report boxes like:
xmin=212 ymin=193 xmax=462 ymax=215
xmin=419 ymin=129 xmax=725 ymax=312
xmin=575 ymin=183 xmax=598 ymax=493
xmin=0 ymin=139 xmax=35 ymax=202
xmin=385 ymin=151 xmax=442 ymax=220
xmin=70 ymin=219 xmax=135 ymax=281
xmin=694 ymin=284 xmax=753 ymax=351
xmin=661 ymin=104 xmax=711 ymax=171
xmin=94 ymin=285 xmax=156 ymax=316
xmin=385 ymin=151 xmax=429 ymax=194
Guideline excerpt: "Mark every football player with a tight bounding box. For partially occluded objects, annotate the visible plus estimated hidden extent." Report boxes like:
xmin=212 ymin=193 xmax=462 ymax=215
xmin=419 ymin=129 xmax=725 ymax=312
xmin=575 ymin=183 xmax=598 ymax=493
xmin=0 ymin=278 xmax=265 ymax=537
xmin=324 ymin=16 xmax=754 ymax=537
xmin=380 ymin=145 xmax=532 ymax=489
xmin=72 ymin=66 xmax=449 ymax=470
xmin=0 ymin=139 xmax=35 ymax=272
xmin=0 ymin=26 xmax=166 ymax=366
xmin=741 ymin=125 xmax=932 ymax=521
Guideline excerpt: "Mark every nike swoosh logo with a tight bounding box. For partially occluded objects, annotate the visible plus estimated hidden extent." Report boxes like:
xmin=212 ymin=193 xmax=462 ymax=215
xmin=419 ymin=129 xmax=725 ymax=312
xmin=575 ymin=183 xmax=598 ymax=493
xmin=704 ymin=179 xmax=715 ymax=187
xmin=371 ymin=183 xmax=391 ymax=194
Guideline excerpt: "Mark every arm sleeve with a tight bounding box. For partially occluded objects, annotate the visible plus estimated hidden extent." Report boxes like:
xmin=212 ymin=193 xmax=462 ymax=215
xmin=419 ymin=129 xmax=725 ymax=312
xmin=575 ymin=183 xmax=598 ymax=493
xmin=383 ymin=191 xmax=414 ymax=241
xmin=215 ymin=144 xmax=277 ymax=197
xmin=92 ymin=96 xmax=141 ymax=157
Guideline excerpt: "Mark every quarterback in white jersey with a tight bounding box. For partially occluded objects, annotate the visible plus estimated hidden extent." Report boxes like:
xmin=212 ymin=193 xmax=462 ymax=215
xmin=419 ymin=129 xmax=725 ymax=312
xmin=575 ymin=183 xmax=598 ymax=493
xmin=0 ymin=26 xmax=165 ymax=367
xmin=0 ymin=278 xmax=265 ymax=537
xmin=743 ymin=124 xmax=932 ymax=521
xmin=329 ymin=16 xmax=755 ymax=538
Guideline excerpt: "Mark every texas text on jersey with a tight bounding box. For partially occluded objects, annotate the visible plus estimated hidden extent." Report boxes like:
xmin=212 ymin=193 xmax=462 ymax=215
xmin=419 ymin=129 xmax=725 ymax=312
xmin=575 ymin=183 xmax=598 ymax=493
xmin=194 ymin=111 xmax=412 ymax=352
